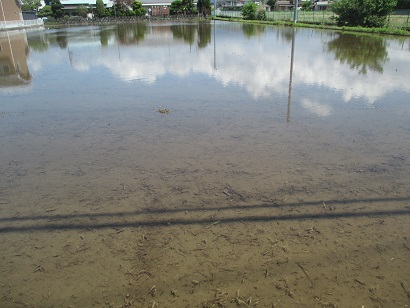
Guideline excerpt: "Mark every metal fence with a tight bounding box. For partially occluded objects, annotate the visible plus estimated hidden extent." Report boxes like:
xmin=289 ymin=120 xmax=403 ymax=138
xmin=216 ymin=9 xmax=410 ymax=30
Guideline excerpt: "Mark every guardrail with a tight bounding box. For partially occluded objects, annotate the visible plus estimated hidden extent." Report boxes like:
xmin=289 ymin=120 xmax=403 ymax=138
xmin=0 ymin=19 xmax=44 ymax=30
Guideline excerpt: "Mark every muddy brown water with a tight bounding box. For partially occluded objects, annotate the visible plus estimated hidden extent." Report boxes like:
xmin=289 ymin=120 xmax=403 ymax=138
xmin=0 ymin=21 xmax=410 ymax=307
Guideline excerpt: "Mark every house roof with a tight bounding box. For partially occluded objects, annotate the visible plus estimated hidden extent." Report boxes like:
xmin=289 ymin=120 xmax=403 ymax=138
xmin=140 ymin=0 xmax=173 ymax=5
xmin=316 ymin=1 xmax=330 ymax=5
xmin=276 ymin=1 xmax=293 ymax=6
xmin=60 ymin=0 xmax=113 ymax=4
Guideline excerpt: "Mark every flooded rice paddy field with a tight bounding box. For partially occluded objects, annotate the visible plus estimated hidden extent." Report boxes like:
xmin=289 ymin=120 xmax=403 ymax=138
xmin=0 ymin=21 xmax=410 ymax=307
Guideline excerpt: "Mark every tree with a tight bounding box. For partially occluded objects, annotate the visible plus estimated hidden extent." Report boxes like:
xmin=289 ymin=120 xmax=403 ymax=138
xmin=255 ymin=5 xmax=266 ymax=20
xmin=266 ymin=0 xmax=276 ymax=10
xmin=132 ymin=0 xmax=147 ymax=16
xmin=37 ymin=5 xmax=53 ymax=17
xmin=95 ymin=0 xmax=107 ymax=17
xmin=114 ymin=0 xmax=133 ymax=16
xmin=182 ymin=0 xmax=196 ymax=14
xmin=50 ymin=0 xmax=64 ymax=18
xmin=21 ymin=0 xmax=41 ymax=11
xmin=170 ymin=0 xmax=195 ymax=14
xmin=332 ymin=0 xmax=398 ymax=28
xmin=197 ymin=0 xmax=211 ymax=15
xmin=396 ymin=0 xmax=410 ymax=8
xmin=242 ymin=2 xmax=257 ymax=20
xmin=170 ymin=0 xmax=183 ymax=14
xmin=301 ymin=1 xmax=312 ymax=11
xmin=76 ymin=5 xmax=88 ymax=17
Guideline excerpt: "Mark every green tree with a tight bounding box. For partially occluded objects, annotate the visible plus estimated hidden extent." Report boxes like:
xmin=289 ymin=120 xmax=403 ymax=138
xmin=21 ymin=0 xmax=41 ymax=11
xmin=76 ymin=5 xmax=88 ymax=17
xmin=332 ymin=0 xmax=398 ymax=27
xmin=50 ymin=0 xmax=64 ymax=18
xmin=170 ymin=0 xmax=195 ymax=14
xmin=242 ymin=2 xmax=257 ymax=20
xmin=37 ymin=5 xmax=53 ymax=17
xmin=197 ymin=0 xmax=211 ymax=15
xmin=132 ymin=0 xmax=147 ymax=16
xmin=115 ymin=0 xmax=133 ymax=16
xmin=170 ymin=0 xmax=183 ymax=14
xmin=301 ymin=1 xmax=312 ymax=10
xmin=396 ymin=0 xmax=410 ymax=8
xmin=95 ymin=0 xmax=107 ymax=17
xmin=266 ymin=0 xmax=276 ymax=10
xmin=255 ymin=5 xmax=266 ymax=20
xmin=182 ymin=0 xmax=196 ymax=14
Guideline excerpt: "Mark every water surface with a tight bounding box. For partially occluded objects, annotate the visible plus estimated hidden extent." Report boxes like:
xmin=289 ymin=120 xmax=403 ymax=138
xmin=0 ymin=21 xmax=409 ymax=307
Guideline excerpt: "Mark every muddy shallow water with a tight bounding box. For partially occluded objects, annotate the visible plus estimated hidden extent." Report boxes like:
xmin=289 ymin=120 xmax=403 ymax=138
xmin=0 ymin=21 xmax=410 ymax=307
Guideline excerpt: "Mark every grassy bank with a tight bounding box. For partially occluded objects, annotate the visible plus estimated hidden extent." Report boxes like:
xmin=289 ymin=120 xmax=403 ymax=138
xmin=214 ymin=16 xmax=410 ymax=36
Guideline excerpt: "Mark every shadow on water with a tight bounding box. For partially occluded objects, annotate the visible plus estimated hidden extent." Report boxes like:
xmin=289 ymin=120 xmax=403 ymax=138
xmin=1 ymin=196 xmax=409 ymax=233
xmin=327 ymin=33 xmax=389 ymax=75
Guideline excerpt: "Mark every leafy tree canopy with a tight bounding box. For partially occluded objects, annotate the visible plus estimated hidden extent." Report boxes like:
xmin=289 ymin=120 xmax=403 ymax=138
xmin=76 ymin=5 xmax=88 ymax=18
xmin=21 ymin=0 xmax=41 ymax=11
xmin=255 ymin=5 xmax=266 ymax=20
xmin=301 ymin=1 xmax=312 ymax=10
xmin=266 ymin=0 xmax=276 ymax=9
xmin=396 ymin=0 xmax=410 ymax=8
xmin=115 ymin=0 xmax=133 ymax=16
xmin=242 ymin=2 xmax=257 ymax=20
xmin=50 ymin=0 xmax=64 ymax=18
xmin=37 ymin=5 xmax=53 ymax=17
xmin=132 ymin=0 xmax=147 ymax=16
xmin=170 ymin=0 xmax=183 ymax=14
xmin=170 ymin=0 xmax=196 ymax=14
xmin=197 ymin=0 xmax=211 ymax=14
xmin=95 ymin=0 xmax=108 ymax=17
xmin=332 ymin=0 xmax=397 ymax=28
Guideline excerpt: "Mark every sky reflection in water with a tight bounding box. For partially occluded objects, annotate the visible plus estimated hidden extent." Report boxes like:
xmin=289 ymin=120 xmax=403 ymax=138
xmin=1 ymin=21 xmax=409 ymax=119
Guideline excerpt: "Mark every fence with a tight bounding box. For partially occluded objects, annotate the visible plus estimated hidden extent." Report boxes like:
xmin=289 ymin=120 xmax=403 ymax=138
xmin=0 ymin=19 xmax=44 ymax=30
xmin=216 ymin=9 xmax=410 ymax=30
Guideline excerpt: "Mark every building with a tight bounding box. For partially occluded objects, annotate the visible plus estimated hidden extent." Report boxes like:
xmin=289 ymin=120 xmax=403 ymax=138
xmin=57 ymin=0 xmax=114 ymax=14
xmin=1 ymin=0 xmax=44 ymax=29
xmin=140 ymin=0 xmax=171 ymax=16
xmin=43 ymin=0 xmax=172 ymax=16
xmin=313 ymin=1 xmax=331 ymax=11
xmin=276 ymin=0 xmax=294 ymax=11
xmin=0 ymin=0 xmax=24 ymax=27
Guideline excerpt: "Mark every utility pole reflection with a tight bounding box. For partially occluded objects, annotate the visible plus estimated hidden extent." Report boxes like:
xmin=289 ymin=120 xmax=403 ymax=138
xmin=287 ymin=28 xmax=295 ymax=123
xmin=213 ymin=19 xmax=217 ymax=70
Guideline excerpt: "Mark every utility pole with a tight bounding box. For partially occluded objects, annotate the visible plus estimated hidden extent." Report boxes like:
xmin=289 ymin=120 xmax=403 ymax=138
xmin=113 ymin=0 xmax=117 ymax=18
xmin=293 ymin=0 xmax=299 ymax=22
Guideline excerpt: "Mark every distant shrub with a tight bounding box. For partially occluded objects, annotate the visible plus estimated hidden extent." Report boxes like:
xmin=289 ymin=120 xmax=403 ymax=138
xmin=256 ymin=6 xmax=266 ymax=20
xmin=242 ymin=2 xmax=257 ymax=20
xmin=332 ymin=0 xmax=397 ymax=27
